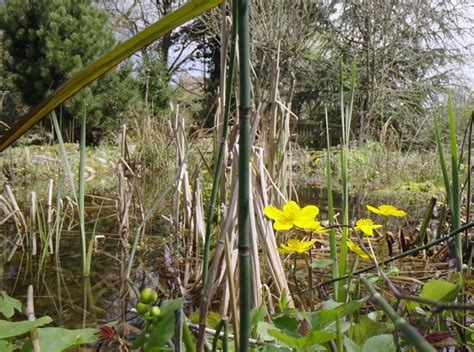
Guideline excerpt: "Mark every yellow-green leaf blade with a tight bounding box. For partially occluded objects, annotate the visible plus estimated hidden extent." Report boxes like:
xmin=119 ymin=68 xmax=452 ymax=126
xmin=0 ymin=0 xmax=222 ymax=151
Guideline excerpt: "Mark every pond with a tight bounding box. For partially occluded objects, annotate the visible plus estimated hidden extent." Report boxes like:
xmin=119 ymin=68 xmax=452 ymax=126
xmin=0 ymin=184 xmax=446 ymax=331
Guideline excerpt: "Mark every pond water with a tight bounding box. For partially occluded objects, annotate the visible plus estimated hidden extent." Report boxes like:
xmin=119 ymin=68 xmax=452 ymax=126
xmin=0 ymin=185 xmax=443 ymax=330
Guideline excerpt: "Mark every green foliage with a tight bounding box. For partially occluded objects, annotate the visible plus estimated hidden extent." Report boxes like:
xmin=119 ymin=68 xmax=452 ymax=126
xmin=419 ymin=279 xmax=460 ymax=303
xmin=132 ymin=297 xmax=183 ymax=351
xmin=361 ymin=334 xmax=396 ymax=352
xmin=0 ymin=317 xmax=52 ymax=339
xmin=0 ymin=291 xmax=23 ymax=318
xmin=138 ymin=51 xmax=170 ymax=115
xmin=36 ymin=328 xmax=98 ymax=352
xmin=0 ymin=290 xmax=97 ymax=350
xmin=349 ymin=316 xmax=394 ymax=347
xmin=0 ymin=0 xmax=141 ymax=140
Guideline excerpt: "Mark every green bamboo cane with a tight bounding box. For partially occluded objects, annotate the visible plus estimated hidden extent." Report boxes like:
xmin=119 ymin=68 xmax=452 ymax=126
xmin=360 ymin=275 xmax=436 ymax=352
xmin=237 ymin=0 xmax=252 ymax=350
xmin=324 ymin=108 xmax=339 ymax=299
xmin=447 ymin=93 xmax=462 ymax=272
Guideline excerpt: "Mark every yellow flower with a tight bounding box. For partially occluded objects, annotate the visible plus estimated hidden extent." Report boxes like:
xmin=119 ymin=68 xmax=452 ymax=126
xmin=305 ymin=221 xmax=329 ymax=233
xmin=264 ymin=201 xmax=320 ymax=231
xmin=278 ymin=238 xmax=317 ymax=253
xmin=367 ymin=204 xmax=406 ymax=217
xmin=354 ymin=218 xmax=382 ymax=236
xmin=347 ymin=240 xmax=371 ymax=259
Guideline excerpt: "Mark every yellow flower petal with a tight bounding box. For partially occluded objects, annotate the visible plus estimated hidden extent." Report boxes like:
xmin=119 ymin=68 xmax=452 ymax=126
xmin=264 ymin=206 xmax=285 ymax=221
xmin=274 ymin=221 xmax=293 ymax=231
xmin=298 ymin=205 xmax=320 ymax=219
xmin=367 ymin=204 xmax=406 ymax=217
xmin=283 ymin=201 xmax=301 ymax=216
xmin=347 ymin=240 xmax=371 ymax=259
xmin=355 ymin=218 xmax=382 ymax=236
xmin=277 ymin=238 xmax=316 ymax=253
xmin=379 ymin=205 xmax=406 ymax=217
xmin=366 ymin=205 xmax=382 ymax=215
xmin=294 ymin=219 xmax=319 ymax=229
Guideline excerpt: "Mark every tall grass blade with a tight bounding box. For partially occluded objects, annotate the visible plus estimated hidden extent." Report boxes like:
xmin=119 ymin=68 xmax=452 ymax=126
xmin=434 ymin=116 xmax=453 ymax=207
xmin=325 ymin=108 xmax=339 ymax=299
xmin=447 ymin=93 xmax=462 ymax=271
xmin=338 ymin=60 xmax=356 ymax=302
xmin=0 ymin=0 xmax=222 ymax=151
xmin=78 ymin=106 xmax=88 ymax=277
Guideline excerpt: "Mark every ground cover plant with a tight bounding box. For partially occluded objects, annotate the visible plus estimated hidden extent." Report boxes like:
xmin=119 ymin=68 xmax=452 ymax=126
xmin=0 ymin=0 xmax=473 ymax=351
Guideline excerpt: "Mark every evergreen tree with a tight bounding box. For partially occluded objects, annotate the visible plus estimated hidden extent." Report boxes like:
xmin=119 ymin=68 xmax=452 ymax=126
xmin=0 ymin=0 xmax=142 ymax=142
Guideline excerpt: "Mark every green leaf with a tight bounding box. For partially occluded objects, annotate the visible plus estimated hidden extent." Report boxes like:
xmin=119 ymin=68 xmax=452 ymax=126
xmin=272 ymin=315 xmax=299 ymax=336
xmin=349 ymin=316 xmax=394 ymax=347
xmin=144 ymin=314 xmax=176 ymax=350
xmin=0 ymin=340 xmax=13 ymax=352
xmin=344 ymin=336 xmax=360 ymax=352
xmin=0 ymin=291 xmax=24 ymax=319
xmin=0 ymin=0 xmax=222 ymax=152
xmin=0 ymin=317 xmax=52 ymax=339
xmin=361 ymin=334 xmax=396 ymax=352
xmin=139 ymin=297 xmax=183 ymax=350
xmin=256 ymin=322 xmax=278 ymax=342
xmin=159 ymin=297 xmax=183 ymax=316
xmin=250 ymin=304 xmax=267 ymax=334
xmin=268 ymin=329 xmax=336 ymax=349
xmin=311 ymin=258 xmax=336 ymax=269
xmin=37 ymin=327 xmax=98 ymax=352
xmin=311 ymin=301 xmax=361 ymax=330
xmin=419 ymin=279 xmax=459 ymax=302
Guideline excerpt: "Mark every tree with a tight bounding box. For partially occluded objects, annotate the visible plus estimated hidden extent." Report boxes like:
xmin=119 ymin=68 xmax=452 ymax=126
xmin=334 ymin=0 xmax=473 ymax=144
xmin=0 ymin=0 xmax=142 ymax=142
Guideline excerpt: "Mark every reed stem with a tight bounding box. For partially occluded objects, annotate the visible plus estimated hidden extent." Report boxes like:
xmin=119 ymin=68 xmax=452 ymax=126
xmin=237 ymin=0 xmax=252 ymax=349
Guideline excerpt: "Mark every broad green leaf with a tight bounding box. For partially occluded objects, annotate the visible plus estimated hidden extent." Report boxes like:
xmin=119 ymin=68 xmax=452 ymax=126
xmin=268 ymin=329 xmax=336 ymax=349
xmin=250 ymin=304 xmax=267 ymax=334
xmin=159 ymin=297 xmax=183 ymax=316
xmin=272 ymin=315 xmax=299 ymax=336
xmin=349 ymin=316 xmax=394 ymax=347
xmin=344 ymin=336 xmax=361 ymax=352
xmin=144 ymin=312 xmax=176 ymax=350
xmin=37 ymin=327 xmax=98 ymax=352
xmin=0 ymin=317 xmax=52 ymax=339
xmin=0 ymin=340 xmax=13 ymax=352
xmin=419 ymin=279 xmax=459 ymax=302
xmin=361 ymin=334 xmax=396 ymax=352
xmin=311 ymin=301 xmax=361 ymax=330
xmin=0 ymin=0 xmax=222 ymax=152
xmin=256 ymin=322 xmax=278 ymax=342
xmin=136 ymin=297 xmax=183 ymax=350
xmin=0 ymin=291 xmax=23 ymax=319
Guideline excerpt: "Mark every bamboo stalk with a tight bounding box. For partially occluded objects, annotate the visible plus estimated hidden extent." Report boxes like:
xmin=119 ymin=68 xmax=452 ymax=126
xmin=237 ymin=0 xmax=252 ymax=349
